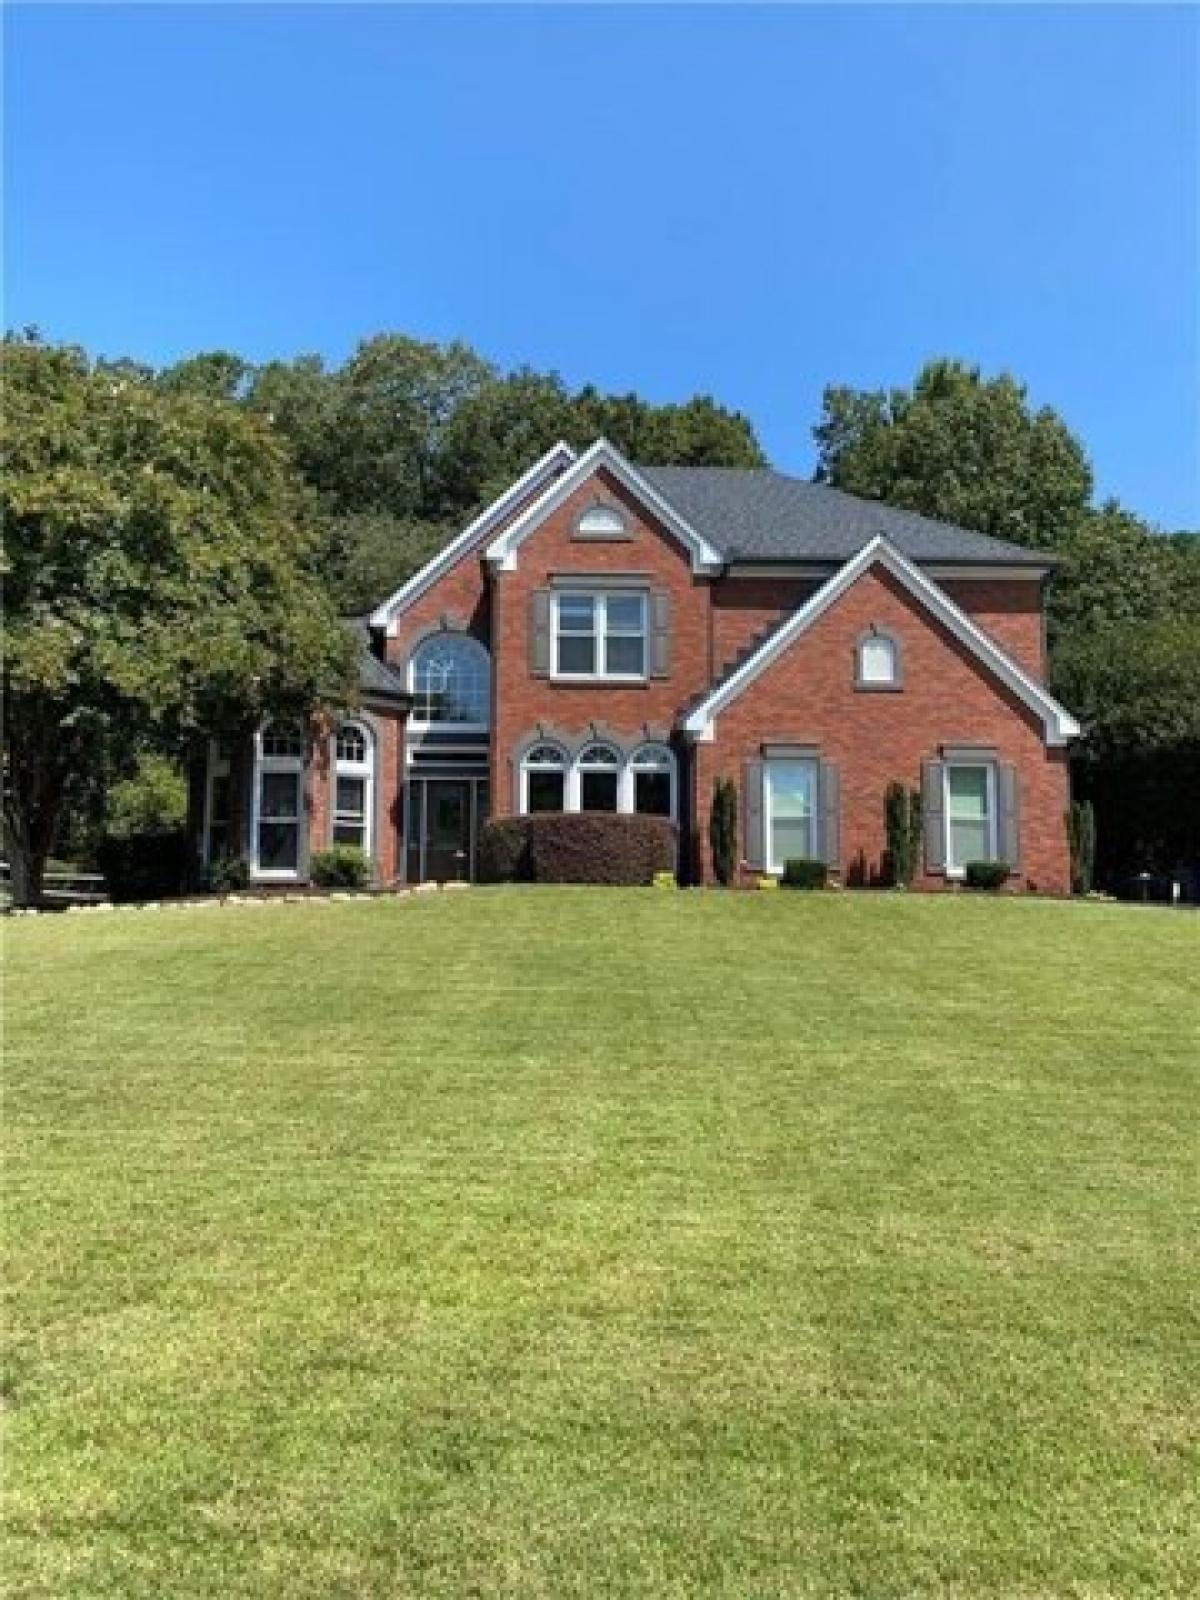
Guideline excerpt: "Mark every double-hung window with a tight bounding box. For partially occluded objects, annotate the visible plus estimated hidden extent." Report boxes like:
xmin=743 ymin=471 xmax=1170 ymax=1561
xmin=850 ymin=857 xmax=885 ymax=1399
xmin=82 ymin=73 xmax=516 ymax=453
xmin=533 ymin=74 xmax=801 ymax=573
xmin=944 ymin=764 xmax=996 ymax=874
xmin=254 ymin=723 xmax=305 ymax=878
xmin=333 ymin=722 xmax=373 ymax=854
xmin=764 ymin=758 xmax=818 ymax=874
xmin=553 ymin=592 xmax=646 ymax=680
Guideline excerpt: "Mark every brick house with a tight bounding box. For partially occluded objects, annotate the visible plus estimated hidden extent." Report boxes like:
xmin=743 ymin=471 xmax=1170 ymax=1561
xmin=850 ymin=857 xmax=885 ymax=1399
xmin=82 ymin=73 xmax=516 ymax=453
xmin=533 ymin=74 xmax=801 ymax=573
xmin=189 ymin=439 xmax=1080 ymax=891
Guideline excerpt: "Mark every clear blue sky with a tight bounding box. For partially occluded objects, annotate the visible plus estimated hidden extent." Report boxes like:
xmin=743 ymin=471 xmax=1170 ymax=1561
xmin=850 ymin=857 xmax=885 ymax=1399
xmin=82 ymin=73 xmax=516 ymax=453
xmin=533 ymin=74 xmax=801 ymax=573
xmin=6 ymin=3 xmax=1197 ymax=528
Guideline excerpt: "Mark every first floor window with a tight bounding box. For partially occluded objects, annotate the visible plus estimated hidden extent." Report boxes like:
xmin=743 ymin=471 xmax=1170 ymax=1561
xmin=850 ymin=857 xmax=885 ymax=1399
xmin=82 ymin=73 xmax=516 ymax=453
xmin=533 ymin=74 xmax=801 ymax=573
xmin=523 ymin=743 xmax=567 ymax=812
xmin=333 ymin=721 xmax=374 ymax=852
xmin=577 ymin=743 xmax=620 ymax=812
xmin=945 ymin=764 xmax=995 ymax=872
xmin=629 ymin=744 xmax=674 ymax=817
xmin=258 ymin=769 xmax=302 ymax=873
xmin=553 ymin=592 xmax=647 ymax=679
xmin=765 ymin=759 xmax=817 ymax=873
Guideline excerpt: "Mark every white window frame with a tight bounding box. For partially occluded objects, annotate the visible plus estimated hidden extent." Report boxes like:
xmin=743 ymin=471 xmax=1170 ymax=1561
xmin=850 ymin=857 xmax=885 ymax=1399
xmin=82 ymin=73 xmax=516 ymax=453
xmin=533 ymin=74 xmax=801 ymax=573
xmin=250 ymin=723 xmax=306 ymax=881
xmin=551 ymin=591 xmax=648 ymax=682
xmin=202 ymin=739 xmax=232 ymax=865
xmin=408 ymin=633 xmax=491 ymax=731
xmin=623 ymin=743 xmax=677 ymax=820
xmin=520 ymin=742 xmax=569 ymax=814
xmin=943 ymin=761 xmax=998 ymax=878
xmin=333 ymin=720 xmax=374 ymax=857
xmin=764 ymin=757 xmax=819 ymax=876
xmin=571 ymin=742 xmax=622 ymax=812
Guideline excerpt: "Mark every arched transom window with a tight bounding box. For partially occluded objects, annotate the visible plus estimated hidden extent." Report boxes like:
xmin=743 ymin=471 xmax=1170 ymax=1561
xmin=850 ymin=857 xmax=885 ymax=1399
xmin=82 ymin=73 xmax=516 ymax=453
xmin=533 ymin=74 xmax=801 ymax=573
xmin=410 ymin=634 xmax=490 ymax=727
xmin=519 ymin=740 xmax=678 ymax=820
xmin=522 ymin=742 xmax=568 ymax=814
xmin=856 ymin=629 xmax=900 ymax=688
xmin=627 ymin=743 xmax=676 ymax=818
xmin=333 ymin=720 xmax=374 ymax=854
xmin=576 ymin=743 xmax=621 ymax=812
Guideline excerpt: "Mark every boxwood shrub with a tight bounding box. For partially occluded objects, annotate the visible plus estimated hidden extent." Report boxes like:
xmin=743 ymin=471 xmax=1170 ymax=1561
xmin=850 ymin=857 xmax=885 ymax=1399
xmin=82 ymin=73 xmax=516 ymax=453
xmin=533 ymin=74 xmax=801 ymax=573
xmin=310 ymin=845 xmax=370 ymax=888
xmin=964 ymin=859 xmax=1010 ymax=891
xmin=478 ymin=814 xmax=676 ymax=886
xmin=781 ymin=857 xmax=828 ymax=890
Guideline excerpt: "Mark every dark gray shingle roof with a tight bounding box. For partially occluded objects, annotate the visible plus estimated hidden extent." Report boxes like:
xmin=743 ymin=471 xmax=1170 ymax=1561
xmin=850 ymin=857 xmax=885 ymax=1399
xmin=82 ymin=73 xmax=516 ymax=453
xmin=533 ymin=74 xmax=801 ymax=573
xmin=639 ymin=465 xmax=1053 ymax=566
xmin=346 ymin=617 xmax=410 ymax=702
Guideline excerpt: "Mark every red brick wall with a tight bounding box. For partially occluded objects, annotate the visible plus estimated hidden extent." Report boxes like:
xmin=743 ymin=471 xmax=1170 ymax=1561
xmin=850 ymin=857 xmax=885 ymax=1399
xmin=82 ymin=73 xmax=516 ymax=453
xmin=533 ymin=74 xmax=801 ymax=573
xmin=940 ymin=578 xmax=1046 ymax=680
xmin=305 ymin=705 xmax=407 ymax=883
xmin=490 ymin=467 xmax=710 ymax=810
xmin=712 ymin=577 xmax=820 ymax=678
xmin=693 ymin=564 xmax=1070 ymax=893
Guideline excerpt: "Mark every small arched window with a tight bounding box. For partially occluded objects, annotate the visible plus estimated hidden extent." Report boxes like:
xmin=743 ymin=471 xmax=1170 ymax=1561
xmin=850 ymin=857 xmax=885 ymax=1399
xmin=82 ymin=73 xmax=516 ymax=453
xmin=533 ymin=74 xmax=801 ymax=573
xmin=576 ymin=502 xmax=629 ymax=539
xmin=522 ymin=741 xmax=567 ymax=814
xmin=628 ymin=743 xmax=676 ymax=819
xmin=576 ymin=743 xmax=621 ymax=813
xmin=856 ymin=630 xmax=901 ymax=689
xmin=333 ymin=720 xmax=374 ymax=855
xmin=409 ymin=633 xmax=491 ymax=727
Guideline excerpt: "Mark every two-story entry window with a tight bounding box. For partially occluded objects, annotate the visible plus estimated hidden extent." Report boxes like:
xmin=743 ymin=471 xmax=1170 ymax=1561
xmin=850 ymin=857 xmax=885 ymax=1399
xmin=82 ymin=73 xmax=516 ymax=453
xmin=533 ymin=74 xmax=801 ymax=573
xmin=553 ymin=592 xmax=647 ymax=680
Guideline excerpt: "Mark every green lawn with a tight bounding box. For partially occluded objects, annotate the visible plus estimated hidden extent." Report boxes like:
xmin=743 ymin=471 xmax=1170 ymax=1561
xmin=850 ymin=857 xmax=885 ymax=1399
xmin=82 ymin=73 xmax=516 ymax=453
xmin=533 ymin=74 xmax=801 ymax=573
xmin=4 ymin=890 xmax=1198 ymax=1598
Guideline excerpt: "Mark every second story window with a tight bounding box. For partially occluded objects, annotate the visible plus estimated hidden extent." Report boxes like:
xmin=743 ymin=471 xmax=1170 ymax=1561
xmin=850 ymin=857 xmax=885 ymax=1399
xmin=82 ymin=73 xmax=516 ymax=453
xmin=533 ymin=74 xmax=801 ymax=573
xmin=553 ymin=592 xmax=647 ymax=680
xmin=410 ymin=634 xmax=490 ymax=727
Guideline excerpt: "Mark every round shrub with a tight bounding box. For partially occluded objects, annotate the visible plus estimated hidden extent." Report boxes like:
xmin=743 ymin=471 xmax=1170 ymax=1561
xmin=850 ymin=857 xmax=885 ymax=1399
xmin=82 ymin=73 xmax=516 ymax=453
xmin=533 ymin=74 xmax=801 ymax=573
xmin=781 ymin=857 xmax=828 ymax=890
xmin=478 ymin=814 xmax=676 ymax=886
xmin=964 ymin=859 xmax=1010 ymax=891
xmin=311 ymin=845 xmax=370 ymax=888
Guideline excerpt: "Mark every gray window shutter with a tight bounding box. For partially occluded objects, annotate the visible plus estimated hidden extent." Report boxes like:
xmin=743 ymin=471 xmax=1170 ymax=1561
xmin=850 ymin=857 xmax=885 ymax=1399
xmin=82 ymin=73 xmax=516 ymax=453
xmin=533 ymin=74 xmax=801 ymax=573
xmin=529 ymin=590 xmax=551 ymax=676
xmin=922 ymin=759 xmax=946 ymax=874
xmin=743 ymin=759 xmax=764 ymax=871
xmin=650 ymin=590 xmax=671 ymax=677
xmin=819 ymin=760 xmax=840 ymax=870
xmin=998 ymin=761 xmax=1020 ymax=873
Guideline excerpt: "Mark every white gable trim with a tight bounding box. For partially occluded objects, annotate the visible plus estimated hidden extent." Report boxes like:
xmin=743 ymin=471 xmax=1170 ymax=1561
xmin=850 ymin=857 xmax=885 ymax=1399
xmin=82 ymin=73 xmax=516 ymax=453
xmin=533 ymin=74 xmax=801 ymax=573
xmin=369 ymin=441 xmax=577 ymax=634
xmin=683 ymin=535 xmax=1080 ymax=747
xmin=484 ymin=439 xmax=725 ymax=575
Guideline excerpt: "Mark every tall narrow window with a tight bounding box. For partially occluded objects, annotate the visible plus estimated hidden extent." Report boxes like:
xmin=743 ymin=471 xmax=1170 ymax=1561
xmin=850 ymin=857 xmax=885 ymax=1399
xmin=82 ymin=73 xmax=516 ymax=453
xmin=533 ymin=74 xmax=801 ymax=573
xmin=333 ymin=721 xmax=374 ymax=854
xmin=254 ymin=722 xmax=305 ymax=878
xmin=765 ymin=759 xmax=817 ymax=873
xmin=945 ymin=764 xmax=995 ymax=873
xmin=522 ymin=743 xmax=567 ymax=813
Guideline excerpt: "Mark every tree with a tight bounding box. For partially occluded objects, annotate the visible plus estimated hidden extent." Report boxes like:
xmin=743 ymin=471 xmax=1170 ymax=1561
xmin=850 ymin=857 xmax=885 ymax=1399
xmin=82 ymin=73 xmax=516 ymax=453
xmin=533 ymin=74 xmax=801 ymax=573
xmin=709 ymin=777 xmax=738 ymax=885
xmin=884 ymin=781 xmax=923 ymax=888
xmin=2 ymin=336 xmax=354 ymax=906
xmin=813 ymin=359 xmax=1092 ymax=549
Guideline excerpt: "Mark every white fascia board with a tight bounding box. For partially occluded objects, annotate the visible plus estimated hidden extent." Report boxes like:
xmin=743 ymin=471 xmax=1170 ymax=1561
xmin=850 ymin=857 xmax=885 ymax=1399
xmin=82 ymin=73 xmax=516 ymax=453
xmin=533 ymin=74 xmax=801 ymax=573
xmin=684 ymin=535 xmax=1080 ymax=746
xmin=484 ymin=438 xmax=725 ymax=575
xmin=369 ymin=441 xmax=577 ymax=633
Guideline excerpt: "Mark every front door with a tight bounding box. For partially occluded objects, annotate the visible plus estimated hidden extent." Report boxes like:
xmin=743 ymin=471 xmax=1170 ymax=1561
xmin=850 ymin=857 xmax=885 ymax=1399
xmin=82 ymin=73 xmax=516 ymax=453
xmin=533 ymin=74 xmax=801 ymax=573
xmin=425 ymin=780 xmax=472 ymax=882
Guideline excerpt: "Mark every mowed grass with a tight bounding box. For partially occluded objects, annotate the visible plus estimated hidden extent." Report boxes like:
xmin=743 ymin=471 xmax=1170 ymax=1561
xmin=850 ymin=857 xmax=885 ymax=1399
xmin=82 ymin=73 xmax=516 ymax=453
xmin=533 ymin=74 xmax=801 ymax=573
xmin=4 ymin=890 xmax=1198 ymax=1598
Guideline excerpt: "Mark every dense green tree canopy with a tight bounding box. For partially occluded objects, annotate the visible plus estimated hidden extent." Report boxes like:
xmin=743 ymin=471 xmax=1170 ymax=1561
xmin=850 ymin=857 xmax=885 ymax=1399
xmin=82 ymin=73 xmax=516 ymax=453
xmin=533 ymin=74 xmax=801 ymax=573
xmin=813 ymin=359 xmax=1093 ymax=549
xmin=2 ymin=336 xmax=354 ymax=903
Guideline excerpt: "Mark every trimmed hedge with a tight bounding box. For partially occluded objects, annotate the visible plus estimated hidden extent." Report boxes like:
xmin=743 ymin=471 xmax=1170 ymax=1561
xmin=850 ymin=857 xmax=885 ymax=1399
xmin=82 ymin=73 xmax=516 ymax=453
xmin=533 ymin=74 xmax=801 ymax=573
xmin=781 ymin=857 xmax=828 ymax=890
xmin=478 ymin=813 xmax=677 ymax=886
xmin=95 ymin=829 xmax=188 ymax=903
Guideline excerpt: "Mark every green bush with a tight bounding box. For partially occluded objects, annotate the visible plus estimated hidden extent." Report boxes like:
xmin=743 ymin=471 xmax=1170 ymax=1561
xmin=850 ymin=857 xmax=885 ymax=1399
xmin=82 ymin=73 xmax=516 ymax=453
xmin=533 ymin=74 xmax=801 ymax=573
xmin=1066 ymin=799 xmax=1096 ymax=895
xmin=311 ymin=845 xmax=370 ymax=888
xmin=709 ymin=776 xmax=738 ymax=886
xmin=884 ymin=780 xmax=923 ymax=888
xmin=105 ymin=754 xmax=188 ymax=838
xmin=478 ymin=814 xmax=676 ymax=886
xmin=964 ymin=859 xmax=1010 ymax=891
xmin=203 ymin=852 xmax=250 ymax=895
xmin=96 ymin=830 xmax=188 ymax=902
xmin=781 ymin=857 xmax=828 ymax=890
xmin=652 ymin=871 xmax=678 ymax=890
xmin=477 ymin=818 xmax=532 ymax=884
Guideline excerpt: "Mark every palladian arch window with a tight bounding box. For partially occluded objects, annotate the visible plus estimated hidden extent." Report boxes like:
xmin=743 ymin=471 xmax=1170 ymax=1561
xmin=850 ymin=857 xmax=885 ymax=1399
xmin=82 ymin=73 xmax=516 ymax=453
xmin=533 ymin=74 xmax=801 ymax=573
xmin=333 ymin=720 xmax=374 ymax=853
xmin=409 ymin=634 xmax=490 ymax=727
xmin=522 ymin=742 xmax=568 ymax=813
xmin=575 ymin=743 xmax=621 ymax=812
xmin=627 ymin=743 xmax=676 ymax=818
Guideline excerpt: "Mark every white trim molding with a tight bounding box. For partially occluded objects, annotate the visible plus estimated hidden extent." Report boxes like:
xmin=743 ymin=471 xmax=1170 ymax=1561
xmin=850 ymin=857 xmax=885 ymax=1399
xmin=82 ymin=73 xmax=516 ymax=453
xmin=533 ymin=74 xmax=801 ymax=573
xmin=369 ymin=441 xmax=577 ymax=634
xmin=683 ymin=535 xmax=1080 ymax=747
xmin=484 ymin=439 xmax=725 ymax=577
